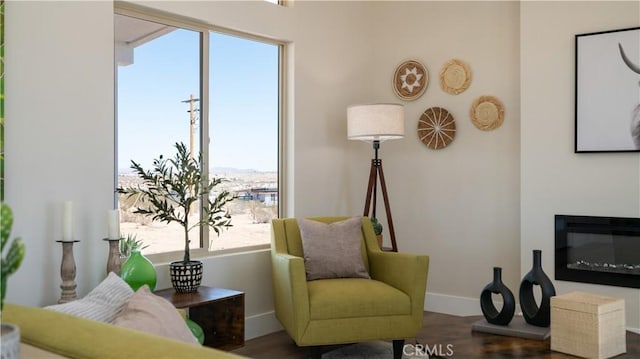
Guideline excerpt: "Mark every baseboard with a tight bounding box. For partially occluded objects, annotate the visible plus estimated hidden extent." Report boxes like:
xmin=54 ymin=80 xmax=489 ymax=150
xmin=245 ymin=310 xmax=283 ymax=340
xmin=425 ymin=292 xmax=482 ymax=317
xmin=424 ymin=291 xmax=640 ymax=334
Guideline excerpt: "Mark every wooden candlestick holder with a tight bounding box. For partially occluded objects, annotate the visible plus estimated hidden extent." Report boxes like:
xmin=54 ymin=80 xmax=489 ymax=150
xmin=103 ymin=238 xmax=123 ymax=275
xmin=56 ymin=240 xmax=80 ymax=304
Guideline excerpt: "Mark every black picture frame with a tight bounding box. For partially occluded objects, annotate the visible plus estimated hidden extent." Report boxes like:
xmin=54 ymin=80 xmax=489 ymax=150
xmin=575 ymin=27 xmax=640 ymax=153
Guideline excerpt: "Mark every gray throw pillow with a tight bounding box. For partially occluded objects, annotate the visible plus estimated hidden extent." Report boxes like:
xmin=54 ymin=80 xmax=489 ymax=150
xmin=298 ymin=217 xmax=370 ymax=281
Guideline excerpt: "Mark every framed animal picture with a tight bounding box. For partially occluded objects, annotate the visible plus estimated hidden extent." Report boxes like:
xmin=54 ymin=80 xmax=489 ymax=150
xmin=575 ymin=27 xmax=640 ymax=153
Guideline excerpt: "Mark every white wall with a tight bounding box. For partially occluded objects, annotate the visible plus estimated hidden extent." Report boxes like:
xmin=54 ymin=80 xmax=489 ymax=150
xmin=363 ymin=1 xmax=521 ymax=314
xmin=4 ymin=0 xmax=374 ymax=339
xmin=521 ymin=1 xmax=640 ymax=330
xmin=5 ymin=0 xmax=116 ymax=306
xmin=5 ymin=0 xmax=639 ymax=339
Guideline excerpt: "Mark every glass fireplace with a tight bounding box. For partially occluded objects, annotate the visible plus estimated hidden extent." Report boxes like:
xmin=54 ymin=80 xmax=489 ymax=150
xmin=555 ymin=215 xmax=640 ymax=289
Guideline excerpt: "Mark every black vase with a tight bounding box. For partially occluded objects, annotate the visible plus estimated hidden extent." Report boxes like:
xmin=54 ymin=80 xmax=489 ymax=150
xmin=519 ymin=250 xmax=556 ymax=327
xmin=480 ymin=267 xmax=516 ymax=325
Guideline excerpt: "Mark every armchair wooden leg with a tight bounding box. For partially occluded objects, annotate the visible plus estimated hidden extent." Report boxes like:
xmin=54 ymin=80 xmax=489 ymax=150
xmin=392 ymin=339 xmax=405 ymax=359
xmin=309 ymin=346 xmax=323 ymax=359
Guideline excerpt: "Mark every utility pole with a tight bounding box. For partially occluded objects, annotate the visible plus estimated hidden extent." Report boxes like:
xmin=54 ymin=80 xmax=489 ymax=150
xmin=181 ymin=94 xmax=200 ymax=160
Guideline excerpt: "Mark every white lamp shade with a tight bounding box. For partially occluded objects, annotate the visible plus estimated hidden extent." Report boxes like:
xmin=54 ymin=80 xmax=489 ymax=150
xmin=347 ymin=103 xmax=405 ymax=141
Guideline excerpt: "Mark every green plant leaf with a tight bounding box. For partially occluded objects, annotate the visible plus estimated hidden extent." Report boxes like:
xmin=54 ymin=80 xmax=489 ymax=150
xmin=1 ymin=202 xmax=12 ymax=250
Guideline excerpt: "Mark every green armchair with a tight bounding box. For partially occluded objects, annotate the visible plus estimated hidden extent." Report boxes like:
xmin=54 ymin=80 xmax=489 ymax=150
xmin=270 ymin=217 xmax=429 ymax=359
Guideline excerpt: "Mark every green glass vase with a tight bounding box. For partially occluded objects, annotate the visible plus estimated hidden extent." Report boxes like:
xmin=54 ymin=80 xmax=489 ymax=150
xmin=120 ymin=250 xmax=156 ymax=291
xmin=186 ymin=319 xmax=205 ymax=345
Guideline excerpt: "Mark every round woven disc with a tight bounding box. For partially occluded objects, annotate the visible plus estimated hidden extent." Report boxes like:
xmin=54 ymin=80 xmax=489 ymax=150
xmin=417 ymin=107 xmax=456 ymax=150
xmin=439 ymin=59 xmax=471 ymax=95
xmin=470 ymin=95 xmax=504 ymax=131
xmin=393 ymin=60 xmax=428 ymax=101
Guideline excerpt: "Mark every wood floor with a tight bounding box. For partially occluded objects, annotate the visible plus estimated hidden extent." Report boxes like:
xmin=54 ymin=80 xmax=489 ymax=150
xmin=232 ymin=312 xmax=640 ymax=358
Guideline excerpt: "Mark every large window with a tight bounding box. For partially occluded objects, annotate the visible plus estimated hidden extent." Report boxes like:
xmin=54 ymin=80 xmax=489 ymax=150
xmin=115 ymin=12 xmax=280 ymax=257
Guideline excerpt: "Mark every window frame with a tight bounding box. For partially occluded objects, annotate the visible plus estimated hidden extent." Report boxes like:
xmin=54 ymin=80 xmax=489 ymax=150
xmin=114 ymin=4 xmax=287 ymax=262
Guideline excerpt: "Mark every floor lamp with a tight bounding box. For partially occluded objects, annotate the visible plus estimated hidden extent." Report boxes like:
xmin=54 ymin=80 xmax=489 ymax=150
xmin=347 ymin=104 xmax=405 ymax=252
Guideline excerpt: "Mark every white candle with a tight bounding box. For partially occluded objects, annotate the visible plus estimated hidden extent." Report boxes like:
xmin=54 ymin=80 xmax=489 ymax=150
xmin=62 ymin=201 xmax=73 ymax=241
xmin=107 ymin=210 xmax=120 ymax=240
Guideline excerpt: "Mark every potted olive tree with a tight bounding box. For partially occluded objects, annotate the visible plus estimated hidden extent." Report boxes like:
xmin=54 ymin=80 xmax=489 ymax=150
xmin=1 ymin=203 xmax=26 ymax=359
xmin=117 ymin=142 xmax=233 ymax=293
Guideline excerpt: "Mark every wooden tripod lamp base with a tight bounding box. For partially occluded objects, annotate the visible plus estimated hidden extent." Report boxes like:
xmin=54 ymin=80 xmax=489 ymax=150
xmin=363 ymin=157 xmax=398 ymax=252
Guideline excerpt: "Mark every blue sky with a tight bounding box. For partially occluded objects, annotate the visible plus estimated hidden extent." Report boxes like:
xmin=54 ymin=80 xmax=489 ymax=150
xmin=118 ymin=28 xmax=278 ymax=172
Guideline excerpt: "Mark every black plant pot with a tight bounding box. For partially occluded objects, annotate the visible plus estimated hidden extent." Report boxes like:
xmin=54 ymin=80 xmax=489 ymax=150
xmin=519 ymin=250 xmax=556 ymax=327
xmin=480 ymin=267 xmax=516 ymax=325
xmin=169 ymin=260 xmax=203 ymax=293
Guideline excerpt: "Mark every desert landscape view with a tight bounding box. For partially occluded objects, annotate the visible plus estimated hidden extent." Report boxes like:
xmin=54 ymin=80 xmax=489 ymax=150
xmin=118 ymin=170 xmax=277 ymax=254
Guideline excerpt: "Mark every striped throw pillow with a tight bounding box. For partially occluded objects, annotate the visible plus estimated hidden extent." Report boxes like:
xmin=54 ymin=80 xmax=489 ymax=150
xmin=46 ymin=272 xmax=134 ymax=323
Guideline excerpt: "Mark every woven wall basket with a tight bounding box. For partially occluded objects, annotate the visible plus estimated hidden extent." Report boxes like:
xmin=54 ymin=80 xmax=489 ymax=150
xmin=417 ymin=107 xmax=456 ymax=150
xmin=393 ymin=60 xmax=428 ymax=101
xmin=470 ymin=95 xmax=504 ymax=131
xmin=439 ymin=59 xmax=471 ymax=95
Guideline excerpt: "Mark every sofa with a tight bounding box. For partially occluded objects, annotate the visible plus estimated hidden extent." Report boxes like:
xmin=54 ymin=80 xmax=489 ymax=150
xmin=3 ymin=303 xmax=245 ymax=358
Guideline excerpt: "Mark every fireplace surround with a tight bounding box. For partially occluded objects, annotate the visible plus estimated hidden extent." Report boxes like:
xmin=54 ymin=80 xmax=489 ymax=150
xmin=555 ymin=215 xmax=640 ymax=289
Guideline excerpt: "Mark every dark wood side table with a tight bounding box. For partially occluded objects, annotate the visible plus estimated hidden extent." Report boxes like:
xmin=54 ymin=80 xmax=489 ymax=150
xmin=155 ymin=286 xmax=245 ymax=350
